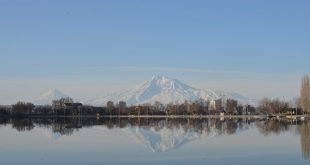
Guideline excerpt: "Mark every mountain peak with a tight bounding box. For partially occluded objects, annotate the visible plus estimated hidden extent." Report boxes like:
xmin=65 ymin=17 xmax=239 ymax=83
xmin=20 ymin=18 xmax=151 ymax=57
xmin=41 ymin=89 xmax=66 ymax=98
xmin=33 ymin=89 xmax=69 ymax=105
xmin=89 ymin=76 xmax=217 ymax=105
xmin=151 ymin=75 xmax=170 ymax=80
xmin=150 ymin=75 xmax=177 ymax=87
xmin=46 ymin=88 xmax=62 ymax=95
xmin=151 ymin=75 xmax=174 ymax=83
xmin=87 ymin=76 xmax=253 ymax=106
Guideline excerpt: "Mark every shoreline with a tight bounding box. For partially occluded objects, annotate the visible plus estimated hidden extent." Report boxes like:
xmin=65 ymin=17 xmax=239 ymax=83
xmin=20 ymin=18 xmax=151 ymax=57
xmin=2 ymin=114 xmax=309 ymax=119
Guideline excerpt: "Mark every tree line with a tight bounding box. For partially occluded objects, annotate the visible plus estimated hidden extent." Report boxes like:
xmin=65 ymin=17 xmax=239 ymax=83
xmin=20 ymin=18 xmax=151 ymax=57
xmin=256 ymin=75 xmax=310 ymax=115
xmin=1 ymin=75 xmax=310 ymax=117
xmin=0 ymin=97 xmax=255 ymax=117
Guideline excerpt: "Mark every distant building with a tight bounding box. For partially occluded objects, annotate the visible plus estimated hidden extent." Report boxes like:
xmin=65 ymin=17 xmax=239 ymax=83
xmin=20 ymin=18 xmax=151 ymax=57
xmin=208 ymin=100 xmax=216 ymax=111
xmin=243 ymin=105 xmax=256 ymax=115
xmin=215 ymin=99 xmax=223 ymax=111
xmin=52 ymin=100 xmax=65 ymax=110
xmin=107 ymin=101 xmax=114 ymax=110
xmin=208 ymin=99 xmax=226 ymax=115
xmin=52 ymin=97 xmax=74 ymax=110
xmin=130 ymin=106 xmax=141 ymax=116
xmin=64 ymin=103 xmax=83 ymax=110
xmin=32 ymin=105 xmax=52 ymax=114
xmin=64 ymin=103 xmax=83 ymax=115
xmin=118 ymin=101 xmax=127 ymax=114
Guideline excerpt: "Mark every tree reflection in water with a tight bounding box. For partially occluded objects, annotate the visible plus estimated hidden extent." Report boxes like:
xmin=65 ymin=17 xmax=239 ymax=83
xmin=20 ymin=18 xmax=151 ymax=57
xmin=300 ymin=121 xmax=310 ymax=160
xmin=0 ymin=117 xmax=309 ymax=159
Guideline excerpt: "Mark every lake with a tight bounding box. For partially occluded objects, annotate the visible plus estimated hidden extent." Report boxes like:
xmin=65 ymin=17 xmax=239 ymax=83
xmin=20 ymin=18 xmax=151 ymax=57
xmin=0 ymin=117 xmax=309 ymax=165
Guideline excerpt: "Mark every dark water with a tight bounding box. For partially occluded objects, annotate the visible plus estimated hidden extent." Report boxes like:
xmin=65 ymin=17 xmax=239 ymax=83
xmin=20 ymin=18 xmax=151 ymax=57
xmin=0 ymin=117 xmax=309 ymax=165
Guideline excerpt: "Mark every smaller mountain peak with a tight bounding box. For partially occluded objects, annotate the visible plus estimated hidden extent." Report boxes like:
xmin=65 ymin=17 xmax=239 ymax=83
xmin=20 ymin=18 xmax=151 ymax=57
xmin=151 ymin=75 xmax=173 ymax=81
xmin=33 ymin=88 xmax=69 ymax=105
xmin=45 ymin=89 xmax=64 ymax=96
xmin=48 ymin=88 xmax=61 ymax=93
xmin=42 ymin=89 xmax=66 ymax=97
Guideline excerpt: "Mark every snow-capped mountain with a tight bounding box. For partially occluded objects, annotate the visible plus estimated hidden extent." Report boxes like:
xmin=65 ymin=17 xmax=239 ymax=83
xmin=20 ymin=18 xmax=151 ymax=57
xmin=32 ymin=89 xmax=69 ymax=105
xmin=87 ymin=75 xmax=254 ymax=106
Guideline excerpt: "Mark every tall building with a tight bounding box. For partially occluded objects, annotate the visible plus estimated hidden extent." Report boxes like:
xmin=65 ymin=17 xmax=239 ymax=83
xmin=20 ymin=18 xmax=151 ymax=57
xmin=118 ymin=101 xmax=127 ymax=115
xmin=208 ymin=100 xmax=216 ymax=111
xmin=106 ymin=101 xmax=114 ymax=111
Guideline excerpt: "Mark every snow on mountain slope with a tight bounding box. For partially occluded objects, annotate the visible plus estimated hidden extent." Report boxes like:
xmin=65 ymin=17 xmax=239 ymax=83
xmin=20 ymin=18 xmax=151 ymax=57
xmin=32 ymin=89 xmax=69 ymax=105
xmin=92 ymin=121 xmax=249 ymax=152
xmin=87 ymin=75 xmax=253 ymax=106
xmin=125 ymin=126 xmax=215 ymax=152
xmin=91 ymin=124 xmax=217 ymax=152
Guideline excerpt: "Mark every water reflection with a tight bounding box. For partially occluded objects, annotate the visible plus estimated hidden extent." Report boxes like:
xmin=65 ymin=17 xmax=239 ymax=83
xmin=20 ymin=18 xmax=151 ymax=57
xmin=300 ymin=121 xmax=310 ymax=159
xmin=0 ymin=117 xmax=310 ymax=159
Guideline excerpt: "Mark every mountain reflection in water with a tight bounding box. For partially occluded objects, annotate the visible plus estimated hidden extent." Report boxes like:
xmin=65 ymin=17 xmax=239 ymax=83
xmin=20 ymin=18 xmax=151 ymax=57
xmin=0 ymin=117 xmax=310 ymax=159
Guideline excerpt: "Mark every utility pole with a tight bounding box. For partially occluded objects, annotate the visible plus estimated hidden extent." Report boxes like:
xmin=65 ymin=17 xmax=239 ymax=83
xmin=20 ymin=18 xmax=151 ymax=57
xmin=118 ymin=106 xmax=120 ymax=117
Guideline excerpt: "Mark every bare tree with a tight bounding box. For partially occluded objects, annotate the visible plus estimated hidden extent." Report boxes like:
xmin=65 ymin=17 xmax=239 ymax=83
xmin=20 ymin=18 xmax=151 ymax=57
xmin=300 ymin=75 xmax=310 ymax=114
xmin=225 ymin=99 xmax=238 ymax=114
xmin=300 ymin=121 xmax=310 ymax=159
xmin=12 ymin=101 xmax=34 ymax=115
xmin=257 ymin=97 xmax=288 ymax=114
xmin=52 ymin=97 xmax=74 ymax=109
xmin=153 ymin=101 xmax=165 ymax=112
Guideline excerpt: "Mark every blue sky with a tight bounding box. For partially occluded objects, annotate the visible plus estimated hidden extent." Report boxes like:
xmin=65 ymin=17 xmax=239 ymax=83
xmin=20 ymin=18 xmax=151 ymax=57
xmin=0 ymin=0 xmax=309 ymax=104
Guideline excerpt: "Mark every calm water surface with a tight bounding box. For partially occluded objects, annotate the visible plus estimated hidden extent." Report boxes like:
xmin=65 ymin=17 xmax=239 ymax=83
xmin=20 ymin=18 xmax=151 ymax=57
xmin=0 ymin=117 xmax=309 ymax=165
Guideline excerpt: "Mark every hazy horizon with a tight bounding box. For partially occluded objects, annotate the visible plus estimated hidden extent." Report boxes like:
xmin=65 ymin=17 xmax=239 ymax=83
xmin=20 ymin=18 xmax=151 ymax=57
xmin=0 ymin=74 xmax=302 ymax=105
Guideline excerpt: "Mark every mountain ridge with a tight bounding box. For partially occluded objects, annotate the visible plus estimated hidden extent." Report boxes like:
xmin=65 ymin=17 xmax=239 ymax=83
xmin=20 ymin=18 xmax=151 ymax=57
xmin=87 ymin=75 xmax=254 ymax=106
xmin=32 ymin=76 xmax=255 ymax=106
xmin=32 ymin=89 xmax=69 ymax=105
